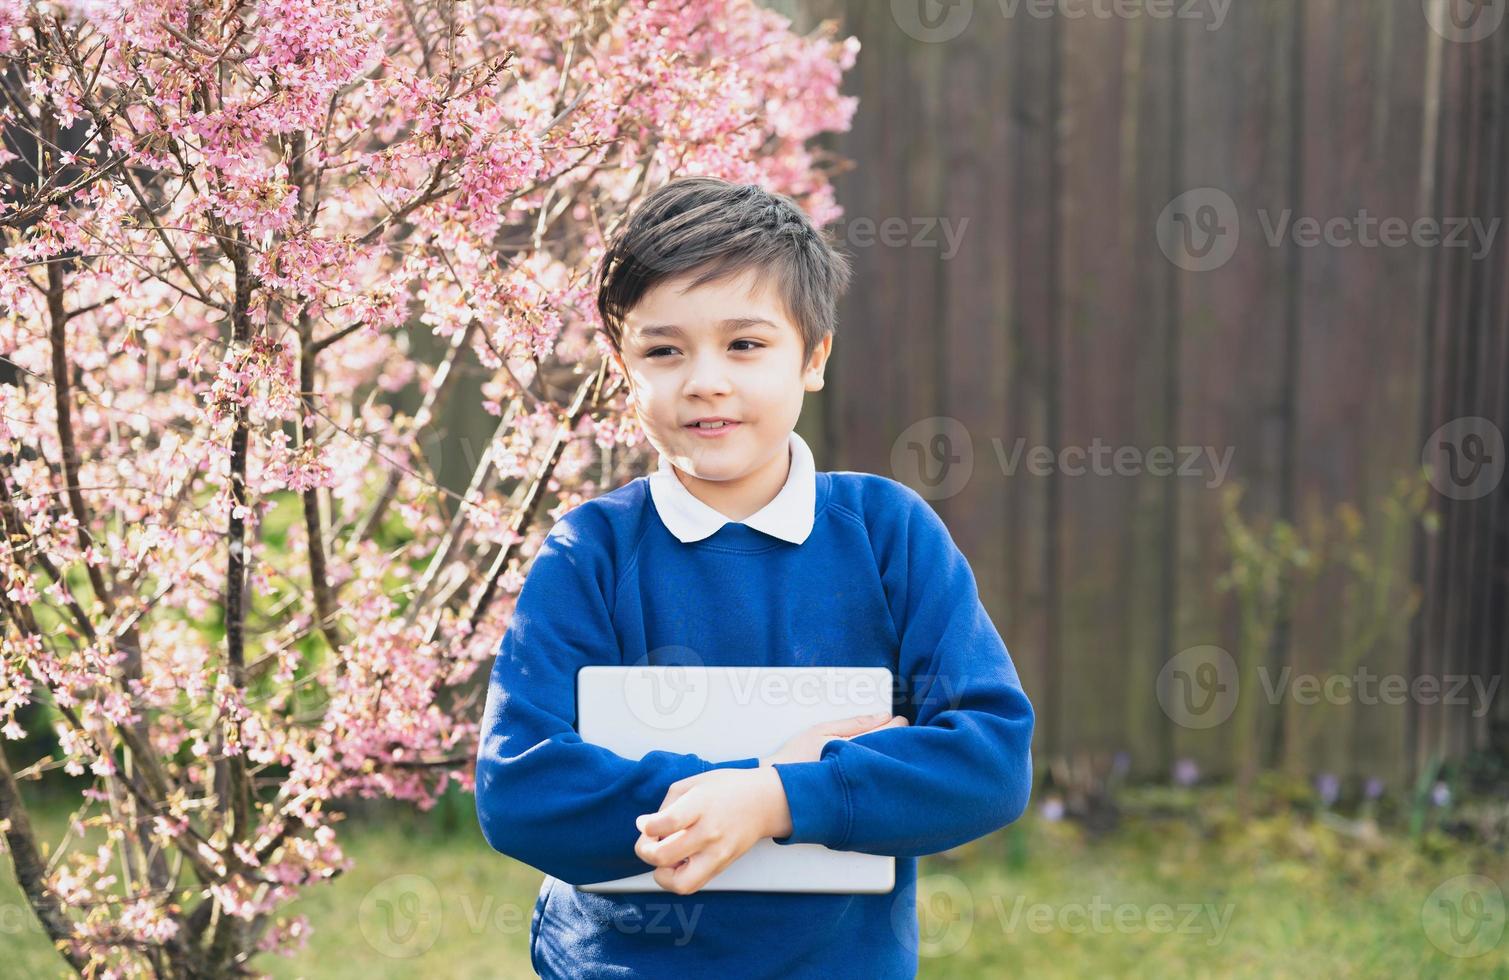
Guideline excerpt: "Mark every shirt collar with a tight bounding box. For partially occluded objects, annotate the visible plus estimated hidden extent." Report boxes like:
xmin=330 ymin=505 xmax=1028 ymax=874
xmin=649 ymin=430 xmax=816 ymax=545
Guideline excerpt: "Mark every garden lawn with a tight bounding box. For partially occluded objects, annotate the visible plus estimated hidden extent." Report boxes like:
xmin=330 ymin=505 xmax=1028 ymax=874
xmin=3 ymin=789 xmax=1505 ymax=978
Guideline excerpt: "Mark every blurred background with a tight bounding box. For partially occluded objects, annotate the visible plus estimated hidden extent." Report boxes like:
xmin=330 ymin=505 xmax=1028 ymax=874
xmin=756 ymin=0 xmax=1507 ymax=792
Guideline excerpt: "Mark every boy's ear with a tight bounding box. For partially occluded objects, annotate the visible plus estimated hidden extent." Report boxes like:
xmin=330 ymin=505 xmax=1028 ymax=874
xmin=610 ymin=350 xmax=634 ymax=402
xmin=803 ymin=335 xmax=833 ymax=391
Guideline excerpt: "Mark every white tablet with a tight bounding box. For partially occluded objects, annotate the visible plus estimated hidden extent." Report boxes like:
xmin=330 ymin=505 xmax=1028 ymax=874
xmin=575 ymin=664 xmax=897 ymax=894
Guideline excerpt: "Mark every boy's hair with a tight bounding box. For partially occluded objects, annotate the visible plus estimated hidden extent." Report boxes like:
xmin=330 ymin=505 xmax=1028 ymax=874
xmin=595 ymin=177 xmax=852 ymax=366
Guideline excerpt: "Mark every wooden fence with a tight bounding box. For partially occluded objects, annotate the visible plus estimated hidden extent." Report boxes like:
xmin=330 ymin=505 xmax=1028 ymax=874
xmin=772 ymin=0 xmax=1507 ymax=784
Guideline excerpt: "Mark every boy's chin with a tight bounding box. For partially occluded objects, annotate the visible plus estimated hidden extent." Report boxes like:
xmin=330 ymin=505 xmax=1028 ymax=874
xmin=674 ymin=448 xmax=769 ymax=483
xmin=673 ymin=458 xmax=744 ymax=483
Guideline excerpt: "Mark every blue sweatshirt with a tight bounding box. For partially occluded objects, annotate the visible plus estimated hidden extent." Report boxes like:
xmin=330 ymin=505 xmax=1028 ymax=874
xmin=474 ymin=465 xmax=1035 ymax=978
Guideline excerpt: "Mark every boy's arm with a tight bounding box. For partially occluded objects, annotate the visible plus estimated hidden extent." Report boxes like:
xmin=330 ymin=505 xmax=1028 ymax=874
xmin=474 ymin=509 xmax=759 ymax=887
xmin=770 ymin=482 xmax=1035 ymax=857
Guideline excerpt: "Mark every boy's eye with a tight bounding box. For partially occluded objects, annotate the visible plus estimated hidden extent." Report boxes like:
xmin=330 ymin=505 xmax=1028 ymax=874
xmin=644 ymin=341 xmax=764 ymax=358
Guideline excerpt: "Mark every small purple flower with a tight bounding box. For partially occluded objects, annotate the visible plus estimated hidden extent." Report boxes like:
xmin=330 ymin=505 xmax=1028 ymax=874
xmin=1315 ymin=772 xmax=1340 ymax=807
xmin=1040 ymin=797 xmax=1065 ymax=822
xmin=1173 ymin=758 xmax=1200 ymax=787
xmin=1364 ymin=777 xmax=1384 ymax=801
xmin=1431 ymin=781 xmax=1451 ymax=808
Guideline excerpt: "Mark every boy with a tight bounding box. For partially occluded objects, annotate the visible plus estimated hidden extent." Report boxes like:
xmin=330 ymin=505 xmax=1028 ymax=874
xmin=474 ymin=177 xmax=1035 ymax=978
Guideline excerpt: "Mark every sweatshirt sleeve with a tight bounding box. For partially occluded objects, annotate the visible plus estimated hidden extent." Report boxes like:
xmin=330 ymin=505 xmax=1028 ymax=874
xmin=770 ymin=480 xmax=1035 ymax=856
xmin=474 ymin=506 xmax=760 ymax=887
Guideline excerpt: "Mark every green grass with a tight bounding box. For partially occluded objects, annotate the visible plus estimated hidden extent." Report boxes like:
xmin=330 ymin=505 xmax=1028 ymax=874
xmin=3 ymin=789 xmax=1507 ymax=978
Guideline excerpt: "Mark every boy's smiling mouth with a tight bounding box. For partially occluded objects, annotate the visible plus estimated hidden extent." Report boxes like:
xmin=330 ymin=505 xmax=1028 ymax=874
xmin=685 ymin=419 xmax=742 ymax=437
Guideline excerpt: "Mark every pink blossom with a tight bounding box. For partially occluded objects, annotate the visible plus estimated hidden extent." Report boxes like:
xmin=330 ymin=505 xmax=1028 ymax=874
xmin=0 ymin=0 xmax=857 ymax=970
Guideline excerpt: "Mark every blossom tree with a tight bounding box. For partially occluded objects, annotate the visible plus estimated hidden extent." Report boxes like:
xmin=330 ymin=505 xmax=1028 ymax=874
xmin=0 ymin=0 xmax=857 ymax=974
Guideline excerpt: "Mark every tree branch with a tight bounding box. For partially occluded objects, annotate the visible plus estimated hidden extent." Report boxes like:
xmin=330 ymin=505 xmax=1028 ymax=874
xmin=0 ymin=742 xmax=88 ymax=973
xmin=445 ymin=360 xmax=609 ymax=644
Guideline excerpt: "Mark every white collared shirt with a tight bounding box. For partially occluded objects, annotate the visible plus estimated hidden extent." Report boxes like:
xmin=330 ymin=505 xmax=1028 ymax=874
xmin=648 ymin=430 xmax=816 ymax=545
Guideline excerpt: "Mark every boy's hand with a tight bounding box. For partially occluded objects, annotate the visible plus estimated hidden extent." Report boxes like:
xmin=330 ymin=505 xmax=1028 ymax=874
xmin=634 ymin=767 xmax=790 ymax=895
xmin=758 ymin=712 xmax=909 ymax=767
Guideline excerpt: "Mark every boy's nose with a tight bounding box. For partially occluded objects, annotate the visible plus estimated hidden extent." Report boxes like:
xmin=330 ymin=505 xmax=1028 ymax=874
xmin=683 ymin=365 xmax=733 ymax=397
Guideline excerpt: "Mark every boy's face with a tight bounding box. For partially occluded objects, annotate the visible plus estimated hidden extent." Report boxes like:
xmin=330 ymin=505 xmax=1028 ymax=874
xmin=610 ymin=265 xmax=831 ymax=500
